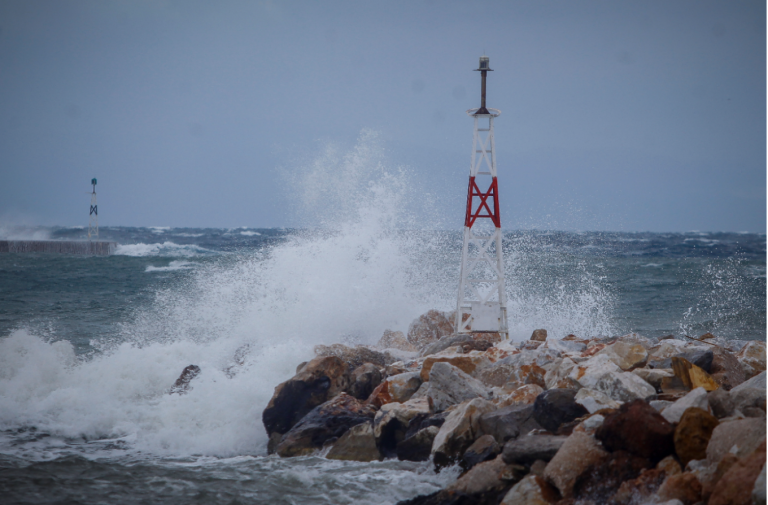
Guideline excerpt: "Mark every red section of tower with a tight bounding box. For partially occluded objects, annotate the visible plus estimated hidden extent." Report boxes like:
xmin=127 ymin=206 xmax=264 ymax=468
xmin=464 ymin=176 xmax=501 ymax=228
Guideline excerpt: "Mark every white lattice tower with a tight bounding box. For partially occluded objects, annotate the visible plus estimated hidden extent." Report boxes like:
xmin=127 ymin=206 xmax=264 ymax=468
xmin=455 ymin=56 xmax=508 ymax=338
xmin=88 ymin=178 xmax=98 ymax=240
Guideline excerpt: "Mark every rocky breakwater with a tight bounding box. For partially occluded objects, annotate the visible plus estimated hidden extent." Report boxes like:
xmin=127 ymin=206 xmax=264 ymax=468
xmin=261 ymin=311 xmax=767 ymax=505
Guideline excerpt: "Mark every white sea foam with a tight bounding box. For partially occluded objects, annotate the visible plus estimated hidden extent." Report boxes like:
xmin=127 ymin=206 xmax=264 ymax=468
xmin=240 ymin=231 xmax=261 ymax=236
xmin=0 ymin=130 xmax=615 ymax=461
xmin=145 ymin=261 xmax=196 ymax=273
xmin=115 ymin=242 xmax=214 ymax=257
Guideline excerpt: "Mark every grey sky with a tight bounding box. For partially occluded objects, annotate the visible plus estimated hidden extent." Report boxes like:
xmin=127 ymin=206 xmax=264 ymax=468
xmin=0 ymin=0 xmax=764 ymax=232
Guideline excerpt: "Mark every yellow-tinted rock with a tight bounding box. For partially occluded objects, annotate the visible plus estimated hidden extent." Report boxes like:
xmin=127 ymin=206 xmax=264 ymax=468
xmin=672 ymin=357 xmax=719 ymax=392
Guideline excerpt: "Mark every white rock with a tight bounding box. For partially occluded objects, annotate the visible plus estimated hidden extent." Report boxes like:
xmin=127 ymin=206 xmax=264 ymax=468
xmin=581 ymin=414 xmax=605 ymax=431
xmin=753 ymin=462 xmax=766 ymax=505
xmin=547 ymin=339 xmax=586 ymax=354
xmin=426 ymin=362 xmax=491 ymax=411
xmin=632 ymin=368 xmax=674 ymax=389
xmin=501 ymin=474 xmax=551 ymax=504
xmin=569 ymin=354 xmax=621 ymax=389
xmin=373 ymin=398 xmax=432 ymax=438
xmin=431 ymin=397 xmax=496 ymax=464
xmin=575 ymin=388 xmax=622 ymax=413
xmin=592 ymin=370 xmax=656 ymax=402
xmin=650 ymin=400 xmax=673 ymax=413
xmin=544 ymin=358 xmax=576 ymax=390
xmin=597 ymin=341 xmax=648 ymax=370
xmin=731 ymin=370 xmax=766 ymax=393
xmin=616 ymin=332 xmax=656 ymax=349
xmin=661 ymin=387 xmax=710 ymax=424
xmin=648 ymin=340 xmax=689 ymax=359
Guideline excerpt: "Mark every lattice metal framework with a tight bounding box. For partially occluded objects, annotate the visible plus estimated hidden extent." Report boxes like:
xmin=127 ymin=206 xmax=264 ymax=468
xmin=88 ymin=178 xmax=98 ymax=240
xmin=455 ymin=56 xmax=508 ymax=338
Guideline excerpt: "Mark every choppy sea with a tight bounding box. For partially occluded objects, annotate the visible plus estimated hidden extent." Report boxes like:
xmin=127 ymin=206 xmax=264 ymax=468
xmin=0 ymin=224 xmax=763 ymax=504
xmin=0 ymin=136 xmax=765 ymax=504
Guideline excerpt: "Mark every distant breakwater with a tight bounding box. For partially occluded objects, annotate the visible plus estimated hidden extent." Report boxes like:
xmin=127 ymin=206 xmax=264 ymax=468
xmin=0 ymin=240 xmax=117 ymax=255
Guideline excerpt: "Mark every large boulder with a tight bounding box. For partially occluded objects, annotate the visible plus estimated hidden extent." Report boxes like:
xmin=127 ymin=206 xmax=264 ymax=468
xmin=396 ymin=425 xmax=439 ymax=462
xmin=373 ymin=397 xmax=432 ymax=457
xmin=502 ymin=435 xmax=568 ymax=465
xmin=423 ymin=362 xmax=491 ymax=412
xmin=446 ymin=454 xmax=525 ymax=497
xmin=532 ymin=388 xmax=588 ymax=433
xmin=377 ymin=329 xmax=418 ymax=352
xmin=326 ymin=421 xmax=381 ymax=462
xmin=366 ymin=371 xmax=422 ymax=408
xmin=670 ymin=357 xmax=719 ymax=392
xmin=708 ymin=387 xmax=736 ymax=418
xmin=730 ymin=387 xmax=766 ymax=415
xmin=597 ymin=341 xmax=648 ymax=370
xmin=709 ymin=440 xmax=766 ymax=505
xmin=419 ymin=355 xmax=489 ymax=382
xmin=632 ymin=367 xmax=674 ymax=391
xmin=574 ymin=387 xmax=621 ymax=414
xmin=479 ymin=403 xmax=542 ymax=444
xmin=461 ymin=434 xmax=501 ymax=470
xmin=655 ymin=472 xmax=702 ymax=505
xmin=262 ymin=356 xmax=351 ymax=438
xmin=276 ymin=393 xmax=376 ymax=457
xmin=673 ymin=407 xmax=719 ymax=467
xmin=431 ymin=397 xmax=496 ymax=469
xmin=570 ymin=450 xmax=652 ymax=503
xmin=419 ymin=334 xmax=474 ymax=357
xmin=710 ymin=346 xmax=746 ymax=390
xmin=496 ymin=384 xmax=545 ymax=408
xmin=595 ymin=399 xmax=675 ymax=462
xmin=543 ymin=431 xmax=609 ymax=498
xmin=501 ymin=474 xmax=560 ymax=505
xmin=313 ymin=343 xmax=395 ymax=369
xmin=348 ymin=363 xmax=383 ymax=400
xmin=661 ymin=387 xmax=710 ymax=424
xmin=706 ymin=418 xmax=766 ymax=463
xmin=737 ymin=340 xmax=766 ymax=379
xmin=407 ymin=310 xmax=454 ymax=350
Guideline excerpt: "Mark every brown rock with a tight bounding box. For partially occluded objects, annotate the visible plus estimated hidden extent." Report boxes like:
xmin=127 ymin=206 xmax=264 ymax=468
xmin=169 ymin=364 xmax=201 ymax=395
xmin=531 ymin=329 xmax=548 ymax=342
xmin=460 ymin=340 xmax=494 ymax=353
xmin=365 ymin=379 xmax=393 ymax=408
xmin=656 ymin=472 xmax=702 ymax=505
xmin=710 ymin=346 xmax=746 ymax=390
xmin=700 ymin=332 xmax=717 ymax=340
xmin=420 ymin=355 xmax=488 ymax=382
xmin=501 ymin=474 xmax=561 ymax=505
xmin=570 ymin=450 xmax=652 ymax=503
xmin=406 ymin=309 xmax=454 ymax=349
xmin=348 ymin=363 xmax=383 ymax=400
xmin=326 ymin=421 xmax=381 ymax=462
xmin=447 ymin=454 xmax=526 ymax=496
xmin=671 ymin=356 xmax=719 ymax=392
xmin=377 ymin=329 xmax=418 ymax=352
xmin=543 ymin=431 xmax=609 ymax=498
xmin=461 ymin=434 xmax=501 ymax=470
xmin=313 ymin=343 xmax=394 ymax=369
xmin=708 ymin=440 xmax=767 ymax=505
xmin=595 ymin=399 xmax=675 ymax=462
xmin=674 ymin=406 xmax=719 ymax=467
xmin=702 ymin=453 xmax=739 ymax=503
xmin=262 ymin=356 xmax=351 ymax=438
xmin=610 ymin=468 xmax=667 ymax=504
xmin=276 ymin=393 xmax=376 ymax=457
xmin=656 ymin=454 xmax=682 ymax=476
xmin=431 ymin=398 xmax=496 ymax=469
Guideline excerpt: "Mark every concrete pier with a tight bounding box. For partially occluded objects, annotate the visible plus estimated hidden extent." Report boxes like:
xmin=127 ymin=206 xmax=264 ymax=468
xmin=0 ymin=240 xmax=117 ymax=255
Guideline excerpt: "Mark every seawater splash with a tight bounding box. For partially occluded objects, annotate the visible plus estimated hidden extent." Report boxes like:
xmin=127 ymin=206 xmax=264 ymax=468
xmin=0 ymin=131 xmax=617 ymax=460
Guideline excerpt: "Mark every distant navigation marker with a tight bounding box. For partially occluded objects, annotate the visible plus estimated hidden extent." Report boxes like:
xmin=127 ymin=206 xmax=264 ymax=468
xmin=88 ymin=178 xmax=98 ymax=240
xmin=455 ymin=55 xmax=508 ymax=339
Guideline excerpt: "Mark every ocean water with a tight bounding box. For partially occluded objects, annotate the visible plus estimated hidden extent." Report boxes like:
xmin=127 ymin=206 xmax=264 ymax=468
xmin=0 ymin=137 xmax=765 ymax=504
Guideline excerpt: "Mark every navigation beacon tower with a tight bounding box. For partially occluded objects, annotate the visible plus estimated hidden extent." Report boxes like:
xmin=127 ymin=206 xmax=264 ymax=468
xmin=88 ymin=178 xmax=98 ymax=240
xmin=455 ymin=55 xmax=508 ymax=339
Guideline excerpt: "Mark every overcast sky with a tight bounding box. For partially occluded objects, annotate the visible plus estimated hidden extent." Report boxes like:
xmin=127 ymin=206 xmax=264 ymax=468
xmin=0 ymin=0 xmax=765 ymax=232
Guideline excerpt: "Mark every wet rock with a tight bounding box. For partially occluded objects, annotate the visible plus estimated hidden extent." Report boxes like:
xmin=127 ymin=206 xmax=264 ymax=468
xmin=531 ymin=329 xmax=547 ymax=342
xmin=546 ymin=338 xmax=586 ymax=354
xmin=543 ymin=431 xmax=609 ymax=498
xmin=263 ymin=356 xmax=351 ymax=437
xmin=326 ymin=421 xmax=381 ymax=462
xmin=730 ymin=386 xmax=766 ymax=414
xmin=532 ymin=388 xmax=588 ymax=433
xmin=407 ymin=310 xmax=454 ymax=350
xmin=349 ymin=363 xmax=383 ymax=400
xmin=661 ymin=387 xmax=710 ymax=424
xmin=595 ymin=399 xmax=675 ymax=462
xmin=610 ymin=468 xmax=667 ymax=505
xmin=597 ymin=341 xmax=648 ymax=371
xmin=710 ymin=346 xmax=746 ymax=390
xmin=737 ymin=340 xmax=766 ymax=379
xmin=169 ymin=364 xmax=201 ymax=395
xmin=670 ymin=357 xmax=719 ymax=392
xmin=706 ymin=417 xmax=766 ymax=463
xmin=571 ymin=450 xmax=652 ymax=503
xmin=373 ymin=397 xmax=432 ymax=457
xmin=753 ymin=462 xmax=766 ymax=505
xmin=574 ymin=387 xmax=622 ymax=414
xmin=656 ymin=472 xmax=702 ymax=505
xmin=496 ymin=384 xmax=545 ymax=408
xmin=502 ymin=435 xmax=568 ymax=465
xmin=314 ymin=343 xmax=395 ymax=369
xmin=446 ymin=454 xmax=526 ymax=498
xmin=395 ymin=425 xmax=439 ymax=462
xmin=419 ymin=334 xmax=474 ymax=357
xmin=632 ymin=367 xmax=674 ymax=391
xmin=403 ymin=412 xmax=446 ymax=439
xmin=708 ymin=387 xmax=736 ymax=418
xmin=674 ymin=407 xmax=719 ymax=467
xmin=501 ymin=474 xmax=560 ymax=505
xmin=276 ymin=393 xmax=376 ymax=457
xmin=420 ymin=355 xmax=489 ymax=382
xmin=431 ymin=398 xmax=496 ymax=469
xmin=461 ymin=434 xmax=501 ymax=470
xmin=378 ymin=329 xmax=418 ymax=352
xmin=424 ymin=362 xmax=491 ymax=412
xmin=479 ymin=404 xmax=542 ymax=444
